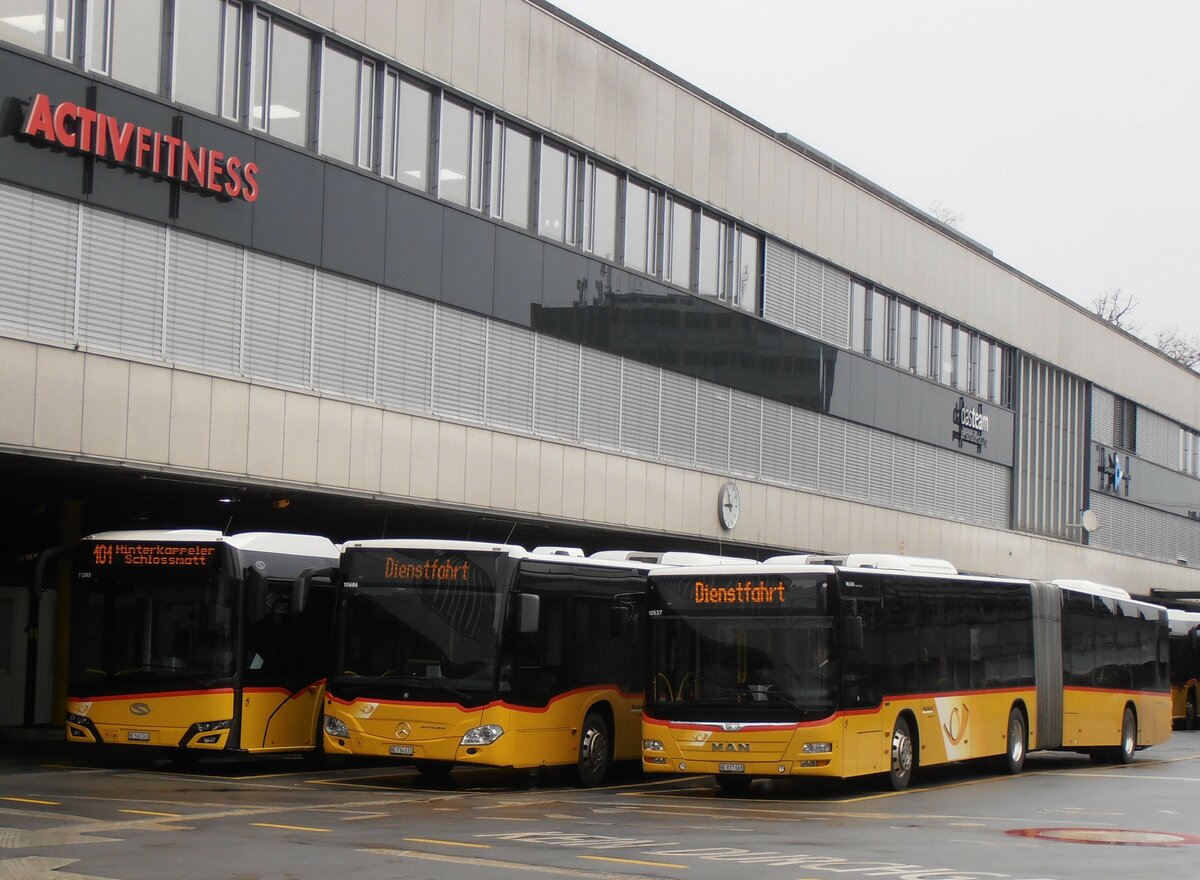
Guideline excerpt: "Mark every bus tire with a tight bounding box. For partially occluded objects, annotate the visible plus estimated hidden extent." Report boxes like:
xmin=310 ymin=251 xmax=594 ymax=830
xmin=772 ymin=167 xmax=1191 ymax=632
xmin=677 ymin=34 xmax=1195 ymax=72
xmin=1001 ymin=706 xmax=1027 ymax=775
xmin=887 ymin=715 xmax=915 ymax=791
xmin=715 ymin=774 xmax=753 ymax=795
xmin=414 ymin=760 xmax=454 ymax=780
xmin=1116 ymin=706 xmax=1136 ymax=765
xmin=574 ymin=711 xmax=611 ymax=787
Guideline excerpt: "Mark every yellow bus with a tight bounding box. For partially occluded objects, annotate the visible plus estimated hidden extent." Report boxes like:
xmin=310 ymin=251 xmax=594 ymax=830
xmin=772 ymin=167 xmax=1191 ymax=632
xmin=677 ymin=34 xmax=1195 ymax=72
xmin=1167 ymin=608 xmax=1200 ymax=729
xmin=60 ymin=530 xmax=339 ymax=756
xmin=641 ymin=556 xmax=1172 ymax=793
xmin=309 ymin=540 xmax=657 ymax=785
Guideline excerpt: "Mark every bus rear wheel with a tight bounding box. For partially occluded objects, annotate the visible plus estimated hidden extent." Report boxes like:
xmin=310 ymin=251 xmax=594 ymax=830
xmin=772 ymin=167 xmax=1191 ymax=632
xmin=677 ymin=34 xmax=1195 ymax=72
xmin=887 ymin=716 xmax=915 ymax=790
xmin=574 ymin=711 xmax=611 ymax=788
xmin=1115 ymin=707 xmax=1137 ymax=764
xmin=1001 ymin=706 xmax=1026 ymax=774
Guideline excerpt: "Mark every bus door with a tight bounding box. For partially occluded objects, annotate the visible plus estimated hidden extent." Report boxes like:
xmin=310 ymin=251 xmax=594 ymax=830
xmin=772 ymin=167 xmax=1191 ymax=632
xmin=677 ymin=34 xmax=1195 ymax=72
xmin=837 ymin=576 xmax=884 ymax=775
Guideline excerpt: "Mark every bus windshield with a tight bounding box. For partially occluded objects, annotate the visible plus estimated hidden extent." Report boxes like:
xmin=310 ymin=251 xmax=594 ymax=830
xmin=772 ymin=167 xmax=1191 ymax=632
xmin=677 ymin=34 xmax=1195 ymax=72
xmin=647 ymin=572 xmax=834 ymax=722
xmin=334 ymin=549 xmax=504 ymax=704
xmin=70 ymin=542 xmax=235 ymax=687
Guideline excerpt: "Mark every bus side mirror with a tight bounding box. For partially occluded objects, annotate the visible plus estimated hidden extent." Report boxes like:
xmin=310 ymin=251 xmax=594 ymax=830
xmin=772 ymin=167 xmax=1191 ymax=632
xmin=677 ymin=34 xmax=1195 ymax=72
xmin=293 ymin=566 xmax=335 ymax=615
xmin=34 ymin=546 xmax=64 ymax=595
xmin=517 ymin=593 xmax=540 ymax=635
xmin=843 ymin=616 xmax=864 ymax=650
xmin=245 ymin=566 xmax=268 ymax=622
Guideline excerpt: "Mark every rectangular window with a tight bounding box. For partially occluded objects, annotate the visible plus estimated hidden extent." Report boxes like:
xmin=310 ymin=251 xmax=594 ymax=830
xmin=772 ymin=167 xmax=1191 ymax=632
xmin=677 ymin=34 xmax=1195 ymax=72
xmin=664 ymin=197 xmax=695 ymax=290
xmin=624 ymin=178 xmax=659 ymax=275
xmin=977 ymin=337 xmax=992 ymax=399
xmin=583 ymin=160 xmax=619 ymax=261
xmin=850 ymin=281 xmax=868 ymax=353
xmin=489 ymin=118 xmax=532 ymax=228
xmin=733 ymin=228 xmax=759 ymax=313
xmin=438 ymin=98 xmax=485 ymax=209
xmin=88 ymin=0 xmax=162 ymax=93
xmin=698 ymin=213 xmax=727 ymax=299
xmin=320 ymin=44 xmax=359 ymax=165
xmin=915 ymin=311 xmax=932 ymax=377
xmin=894 ymin=300 xmax=912 ymax=370
xmin=953 ymin=326 xmax=969 ymax=390
xmin=539 ymin=140 xmax=578 ymax=243
xmin=869 ymin=289 xmax=888 ymax=361
xmin=1183 ymin=430 xmax=1193 ymax=474
xmin=1 ymin=0 xmax=51 ymax=54
xmin=174 ymin=0 xmax=240 ymax=119
xmin=381 ymin=73 xmax=431 ymax=190
xmin=938 ymin=320 xmax=954 ymax=385
xmin=251 ymin=14 xmax=311 ymax=147
xmin=1114 ymin=396 xmax=1137 ymax=452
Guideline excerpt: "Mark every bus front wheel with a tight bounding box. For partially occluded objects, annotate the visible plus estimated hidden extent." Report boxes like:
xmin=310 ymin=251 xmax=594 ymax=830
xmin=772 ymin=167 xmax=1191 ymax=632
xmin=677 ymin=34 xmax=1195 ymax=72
xmin=887 ymin=716 xmax=915 ymax=790
xmin=1115 ymin=707 xmax=1137 ymax=764
xmin=1001 ymin=706 xmax=1026 ymax=774
xmin=574 ymin=711 xmax=611 ymax=787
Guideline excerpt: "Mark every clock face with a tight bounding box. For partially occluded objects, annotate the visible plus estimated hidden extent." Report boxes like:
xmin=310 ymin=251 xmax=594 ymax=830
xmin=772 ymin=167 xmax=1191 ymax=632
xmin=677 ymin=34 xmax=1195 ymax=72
xmin=719 ymin=482 xmax=740 ymax=530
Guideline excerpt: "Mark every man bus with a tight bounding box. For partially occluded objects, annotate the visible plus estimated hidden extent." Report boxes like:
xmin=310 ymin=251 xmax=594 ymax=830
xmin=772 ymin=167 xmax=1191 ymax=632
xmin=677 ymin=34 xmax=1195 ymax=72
xmin=308 ymin=540 xmax=711 ymax=786
xmin=58 ymin=530 xmax=339 ymax=756
xmin=1167 ymin=607 xmax=1200 ymax=729
xmin=641 ymin=555 xmax=1171 ymax=793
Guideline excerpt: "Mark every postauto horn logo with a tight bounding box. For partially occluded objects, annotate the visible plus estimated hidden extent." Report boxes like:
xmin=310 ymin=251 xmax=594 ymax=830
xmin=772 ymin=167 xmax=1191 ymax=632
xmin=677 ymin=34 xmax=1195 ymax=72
xmin=129 ymin=703 xmax=152 ymax=717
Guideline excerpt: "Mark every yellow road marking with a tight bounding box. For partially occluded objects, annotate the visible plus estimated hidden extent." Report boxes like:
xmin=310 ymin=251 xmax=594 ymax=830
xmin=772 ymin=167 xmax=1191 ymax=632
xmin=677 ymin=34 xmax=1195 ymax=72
xmin=403 ymin=837 xmax=491 ymax=849
xmin=1 ymin=796 xmax=60 ymax=806
xmin=119 ymin=809 xmax=181 ymax=817
xmin=363 ymin=847 xmax=672 ymax=878
xmin=251 ymin=822 xmax=333 ymax=833
xmin=580 ymin=855 xmax=688 ymax=869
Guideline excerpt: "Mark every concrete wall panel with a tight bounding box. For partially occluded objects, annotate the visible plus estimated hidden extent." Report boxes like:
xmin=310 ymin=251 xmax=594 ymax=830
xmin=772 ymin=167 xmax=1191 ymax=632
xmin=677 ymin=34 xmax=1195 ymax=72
xmin=613 ymin=60 xmax=638 ymax=168
xmin=379 ymin=410 xmax=413 ymax=497
xmin=500 ymin=0 xmax=529 ymax=119
xmin=603 ymin=456 xmax=627 ymax=525
xmin=560 ymin=446 xmax=586 ymax=521
xmin=247 ymin=386 xmax=286 ymax=480
xmin=624 ymin=458 xmax=646 ymax=528
xmin=450 ymin=0 xmax=481 ymax=96
xmin=126 ymin=362 xmax=171 ymax=465
xmin=364 ymin=0 xmax=398 ymax=58
xmin=423 ymin=0 xmax=454 ymax=82
xmin=583 ymin=449 xmax=607 ymax=523
xmin=0 ymin=337 xmax=36 ymax=447
xmin=475 ymin=0 xmax=505 ymax=106
xmin=316 ymin=398 xmax=354 ymax=488
xmin=489 ymin=431 xmax=517 ymax=510
xmin=463 ymin=425 xmax=493 ymax=508
xmin=32 ymin=347 xmax=83 ymax=454
xmin=81 ymin=356 xmax=129 ymax=460
xmin=591 ymin=42 xmax=618 ymax=160
xmin=514 ymin=436 xmax=541 ymax=512
xmin=332 ymin=0 xmax=367 ymax=42
xmin=281 ymin=393 xmax=320 ymax=484
xmin=408 ymin=415 xmax=439 ymax=499
xmin=525 ymin=6 xmax=553 ymax=128
xmin=538 ymin=441 xmax=563 ymax=518
xmin=644 ymin=462 xmax=666 ymax=533
xmin=348 ymin=405 xmax=383 ymax=493
xmin=435 ymin=421 xmax=467 ymax=503
xmin=208 ymin=378 xmax=250 ymax=476
xmin=395 ymin=0 xmax=426 ymax=71
xmin=549 ymin=23 xmax=576 ymax=138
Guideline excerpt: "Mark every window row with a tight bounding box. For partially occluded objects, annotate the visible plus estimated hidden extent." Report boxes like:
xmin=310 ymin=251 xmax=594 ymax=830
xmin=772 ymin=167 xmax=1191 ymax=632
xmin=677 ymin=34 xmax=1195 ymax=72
xmin=1181 ymin=428 xmax=1200 ymax=476
xmin=4 ymin=0 xmax=761 ymax=311
xmin=850 ymin=281 xmax=1012 ymax=406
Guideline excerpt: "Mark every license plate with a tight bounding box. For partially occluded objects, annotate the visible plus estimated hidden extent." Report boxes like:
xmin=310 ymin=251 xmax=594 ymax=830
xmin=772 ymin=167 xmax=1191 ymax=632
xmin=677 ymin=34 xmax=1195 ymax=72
xmin=718 ymin=763 xmax=745 ymax=773
xmin=389 ymin=745 xmax=414 ymax=756
xmin=127 ymin=731 xmax=151 ymax=742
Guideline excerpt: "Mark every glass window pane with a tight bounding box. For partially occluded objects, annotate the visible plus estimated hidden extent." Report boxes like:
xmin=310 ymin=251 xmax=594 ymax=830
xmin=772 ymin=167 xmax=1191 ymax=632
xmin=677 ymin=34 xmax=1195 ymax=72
xmin=469 ymin=110 xmax=484 ymax=210
xmin=174 ymin=0 xmax=222 ymax=113
xmin=439 ymin=99 xmax=471 ymax=206
xmin=590 ymin=165 xmax=618 ymax=262
xmin=320 ymin=45 xmax=357 ymax=163
xmin=358 ymin=60 xmax=375 ymax=168
xmin=51 ymin=0 xmax=74 ymax=60
xmin=698 ymin=214 xmax=724 ymax=298
xmin=978 ymin=338 xmax=991 ymax=399
xmin=869 ymin=290 xmax=888 ymax=360
xmin=625 ymin=179 xmax=650 ymax=273
xmin=940 ymin=320 xmax=954 ymax=385
xmin=667 ymin=199 xmax=694 ymax=289
xmin=498 ymin=123 xmax=531 ymax=228
xmin=381 ymin=70 xmax=398 ymax=178
xmin=396 ymin=79 xmax=430 ymax=190
xmin=916 ymin=311 xmax=931 ymax=376
xmin=86 ymin=0 xmax=109 ymax=72
xmin=250 ymin=12 xmax=267 ymax=129
xmin=850 ymin=281 xmax=867 ymax=352
xmin=895 ymin=301 xmax=912 ymax=370
xmin=220 ymin=2 xmax=241 ymax=119
xmin=540 ymin=142 xmax=567 ymax=241
xmin=954 ymin=327 xmax=969 ymax=389
xmin=1 ymin=0 xmax=49 ymax=54
xmin=267 ymin=21 xmax=310 ymax=146
xmin=735 ymin=230 xmax=759 ymax=312
xmin=110 ymin=0 xmax=161 ymax=93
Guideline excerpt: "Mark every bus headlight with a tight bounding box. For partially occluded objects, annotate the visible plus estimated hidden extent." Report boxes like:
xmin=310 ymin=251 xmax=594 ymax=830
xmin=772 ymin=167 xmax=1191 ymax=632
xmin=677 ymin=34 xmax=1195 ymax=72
xmin=324 ymin=715 xmax=349 ymax=737
xmin=802 ymin=742 xmax=833 ymax=754
xmin=460 ymin=724 xmax=504 ymax=746
xmin=642 ymin=739 xmax=665 ymax=751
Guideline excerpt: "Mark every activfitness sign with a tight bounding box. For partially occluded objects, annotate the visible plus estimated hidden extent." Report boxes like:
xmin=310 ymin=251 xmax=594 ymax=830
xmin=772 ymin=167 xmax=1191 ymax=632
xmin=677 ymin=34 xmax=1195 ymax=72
xmin=19 ymin=92 xmax=259 ymax=203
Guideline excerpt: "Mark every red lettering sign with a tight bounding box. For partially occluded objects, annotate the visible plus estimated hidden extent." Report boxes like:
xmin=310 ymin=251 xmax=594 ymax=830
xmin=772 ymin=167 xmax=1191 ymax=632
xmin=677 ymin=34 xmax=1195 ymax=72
xmin=19 ymin=92 xmax=260 ymax=204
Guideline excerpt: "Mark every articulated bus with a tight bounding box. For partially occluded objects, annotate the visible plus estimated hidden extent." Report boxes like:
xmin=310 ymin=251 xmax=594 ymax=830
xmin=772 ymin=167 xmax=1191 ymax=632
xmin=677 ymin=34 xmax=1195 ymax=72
xmin=1167 ymin=608 xmax=1200 ymax=729
xmin=641 ymin=556 xmax=1171 ymax=792
xmin=310 ymin=540 xmax=666 ymax=785
xmin=60 ymin=530 xmax=339 ymax=756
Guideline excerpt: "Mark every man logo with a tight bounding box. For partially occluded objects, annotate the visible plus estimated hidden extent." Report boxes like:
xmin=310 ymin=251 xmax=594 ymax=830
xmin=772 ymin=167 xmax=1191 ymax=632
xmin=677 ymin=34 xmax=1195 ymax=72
xmin=711 ymin=742 xmax=751 ymax=752
xmin=129 ymin=703 xmax=151 ymax=716
xmin=395 ymin=722 xmax=412 ymax=740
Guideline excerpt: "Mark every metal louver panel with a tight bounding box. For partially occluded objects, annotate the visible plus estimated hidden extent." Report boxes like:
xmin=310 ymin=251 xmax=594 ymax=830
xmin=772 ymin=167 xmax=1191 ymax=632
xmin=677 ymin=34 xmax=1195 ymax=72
xmin=619 ymin=359 xmax=660 ymax=457
xmin=533 ymin=335 xmax=581 ymax=441
xmin=166 ymin=232 xmax=242 ymax=374
xmin=794 ymin=250 xmax=824 ymax=340
xmin=79 ymin=209 xmax=165 ymax=358
xmin=934 ymin=448 xmax=959 ymax=518
xmin=695 ymin=382 xmax=730 ymax=471
xmin=790 ymin=408 xmax=819 ymax=489
xmin=579 ymin=347 xmax=621 ymax=449
xmin=729 ymin=390 xmax=762 ymax=478
xmin=432 ymin=306 xmax=487 ymax=422
xmin=0 ymin=182 xmax=77 ymax=342
xmin=760 ymin=400 xmax=791 ymax=482
xmin=817 ymin=416 xmax=846 ymax=496
xmin=377 ymin=290 xmax=434 ymax=412
xmin=314 ymin=275 xmax=376 ymax=401
xmin=843 ymin=423 xmax=871 ymax=499
xmin=244 ymin=252 xmax=313 ymax=387
xmin=1091 ymin=388 xmax=1115 ymax=447
xmin=914 ymin=443 xmax=939 ymax=512
xmin=892 ymin=437 xmax=917 ymax=512
xmin=821 ymin=265 xmax=851 ymax=347
xmin=1137 ymin=408 xmax=1177 ymax=470
xmin=867 ymin=431 xmax=894 ymax=505
xmin=658 ymin=372 xmax=698 ymax=464
xmin=954 ymin=456 xmax=975 ymax=521
xmin=485 ymin=321 xmax=534 ymax=431
xmin=761 ymin=239 xmax=795 ymax=329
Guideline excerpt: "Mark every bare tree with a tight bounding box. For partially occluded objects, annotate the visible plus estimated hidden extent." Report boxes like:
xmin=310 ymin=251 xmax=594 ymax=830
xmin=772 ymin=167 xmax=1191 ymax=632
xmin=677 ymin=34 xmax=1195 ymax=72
xmin=1153 ymin=327 xmax=1200 ymax=370
xmin=1089 ymin=288 xmax=1141 ymax=334
xmin=928 ymin=200 xmax=963 ymax=229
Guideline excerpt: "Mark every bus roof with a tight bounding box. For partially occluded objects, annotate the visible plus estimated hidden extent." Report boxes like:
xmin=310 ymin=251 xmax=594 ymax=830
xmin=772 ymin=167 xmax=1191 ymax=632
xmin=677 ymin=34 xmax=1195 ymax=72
xmin=766 ymin=553 xmax=959 ymax=574
xmin=1051 ymin=579 xmax=1132 ymax=601
xmin=590 ymin=550 xmax=756 ymax=565
xmin=340 ymin=539 xmax=665 ymax=573
xmin=83 ymin=529 xmax=338 ymax=559
xmin=1166 ymin=608 xmax=1200 ymax=635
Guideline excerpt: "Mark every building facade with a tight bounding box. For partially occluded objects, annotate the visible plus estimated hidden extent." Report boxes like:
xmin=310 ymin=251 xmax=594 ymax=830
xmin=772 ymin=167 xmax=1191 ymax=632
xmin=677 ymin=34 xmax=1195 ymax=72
xmin=2 ymin=0 xmax=1199 ymax=726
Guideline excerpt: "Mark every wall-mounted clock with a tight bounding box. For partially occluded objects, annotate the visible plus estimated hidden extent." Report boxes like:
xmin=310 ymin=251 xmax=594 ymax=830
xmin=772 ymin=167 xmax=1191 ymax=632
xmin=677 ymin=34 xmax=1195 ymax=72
xmin=718 ymin=481 xmax=740 ymax=530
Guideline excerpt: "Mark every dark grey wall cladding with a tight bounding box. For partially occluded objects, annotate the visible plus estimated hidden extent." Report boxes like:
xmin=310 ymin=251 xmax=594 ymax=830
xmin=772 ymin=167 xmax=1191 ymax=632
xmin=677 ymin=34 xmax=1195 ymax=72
xmin=1091 ymin=442 xmax=1200 ymax=519
xmin=0 ymin=47 xmax=1014 ymax=467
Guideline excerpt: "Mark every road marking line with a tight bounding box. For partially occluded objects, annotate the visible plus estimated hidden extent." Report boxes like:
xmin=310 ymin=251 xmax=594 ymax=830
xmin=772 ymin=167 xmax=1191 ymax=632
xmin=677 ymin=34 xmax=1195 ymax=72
xmin=250 ymin=822 xmax=332 ymax=833
xmin=1 ymin=797 xmax=60 ymax=806
xmin=363 ymin=847 xmax=672 ymax=879
xmin=403 ymin=837 xmax=491 ymax=849
xmin=119 ymin=809 xmax=181 ymax=817
xmin=580 ymin=855 xmax=688 ymax=869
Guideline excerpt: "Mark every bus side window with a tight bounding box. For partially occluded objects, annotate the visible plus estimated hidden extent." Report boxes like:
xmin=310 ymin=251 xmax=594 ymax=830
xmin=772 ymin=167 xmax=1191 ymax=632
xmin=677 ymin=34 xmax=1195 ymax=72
xmin=513 ymin=590 xmax=567 ymax=705
xmin=839 ymin=580 xmax=882 ymax=708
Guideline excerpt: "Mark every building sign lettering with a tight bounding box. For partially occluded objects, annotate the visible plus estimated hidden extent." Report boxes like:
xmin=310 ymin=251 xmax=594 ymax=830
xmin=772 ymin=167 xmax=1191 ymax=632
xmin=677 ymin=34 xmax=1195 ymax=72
xmin=19 ymin=92 xmax=259 ymax=203
xmin=952 ymin=397 xmax=989 ymax=452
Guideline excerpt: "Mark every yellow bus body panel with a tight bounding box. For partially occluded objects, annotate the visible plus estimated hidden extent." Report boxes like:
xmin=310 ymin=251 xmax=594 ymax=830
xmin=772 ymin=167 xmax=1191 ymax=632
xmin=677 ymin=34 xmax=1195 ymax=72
xmin=66 ymin=691 xmax=235 ymax=750
xmin=1061 ymin=687 xmax=1171 ymax=748
xmin=325 ymin=686 xmax=640 ymax=769
xmin=1171 ymin=681 xmax=1196 ymax=724
xmin=239 ymin=683 xmax=324 ymax=752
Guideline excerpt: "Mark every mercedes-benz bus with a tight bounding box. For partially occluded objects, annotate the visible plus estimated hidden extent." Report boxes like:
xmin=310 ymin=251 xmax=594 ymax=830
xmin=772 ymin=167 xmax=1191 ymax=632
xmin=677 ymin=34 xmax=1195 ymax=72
xmin=641 ymin=556 xmax=1171 ymax=792
xmin=1167 ymin=607 xmax=1200 ymax=729
xmin=310 ymin=540 xmax=672 ymax=786
xmin=59 ymin=530 xmax=339 ymax=756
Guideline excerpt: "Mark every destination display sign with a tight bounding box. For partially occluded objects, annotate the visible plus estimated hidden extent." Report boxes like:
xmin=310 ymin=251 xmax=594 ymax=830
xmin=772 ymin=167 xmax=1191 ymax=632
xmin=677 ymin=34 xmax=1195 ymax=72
xmin=85 ymin=541 xmax=221 ymax=571
xmin=343 ymin=549 xmax=495 ymax=592
xmin=652 ymin=573 xmax=828 ymax=613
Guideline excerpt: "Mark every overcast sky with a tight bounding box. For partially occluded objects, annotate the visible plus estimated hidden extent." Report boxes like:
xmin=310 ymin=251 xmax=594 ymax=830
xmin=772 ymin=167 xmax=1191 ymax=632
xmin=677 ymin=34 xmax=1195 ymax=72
xmin=551 ymin=0 xmax=1199 ymax=339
